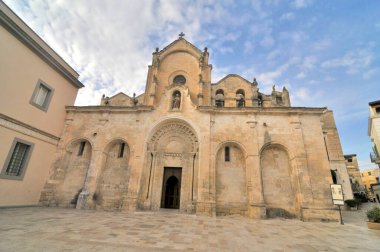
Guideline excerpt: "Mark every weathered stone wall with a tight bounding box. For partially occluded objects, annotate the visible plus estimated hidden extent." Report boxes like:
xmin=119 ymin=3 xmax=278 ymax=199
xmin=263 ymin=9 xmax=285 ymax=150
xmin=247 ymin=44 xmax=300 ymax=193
xmin=321 ymin=111 xmax=354 ymax=200
xmin=39 ymin=38 xmax=343 ymax=222
xmin=55 ymin=140 xmax=91 ymax=207
xmin=261 ymin=145 xmax=296 ymax=217
xmin=216 ymin=144 xmax=248 ymax=216
xmin=40 ymin=103 xmax=340 ymax=221
xmin=94 ymin=140 xmax=130 ymax=210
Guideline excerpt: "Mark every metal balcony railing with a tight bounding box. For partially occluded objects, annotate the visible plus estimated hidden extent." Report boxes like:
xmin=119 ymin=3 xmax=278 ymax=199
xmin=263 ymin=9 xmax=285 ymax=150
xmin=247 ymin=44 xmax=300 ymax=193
xmin=370 ymin=152 xmax=380 ymax=164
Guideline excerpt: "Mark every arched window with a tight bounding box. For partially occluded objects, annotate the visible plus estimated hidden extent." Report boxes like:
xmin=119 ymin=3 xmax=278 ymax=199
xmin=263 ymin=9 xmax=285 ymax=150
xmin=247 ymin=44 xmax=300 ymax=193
xmin=171 ymin=90 xmax=181 ymax=109
xmin=236 ymin=89 xmax=245 ymax=108
xmin=258 ymin=94 xmax=263 ymax=107
xmin=276 ymin=95 xmax=283 ymax=104
xmin=118 ymin=142 xmax=126 ymax=158
xmin=331 ymin=170 xmax=337 ymax=184
xmin=173 ymin=75 xmax=186 ymax=84
xmin=215 ymin=89 xmax=224 ymax=107
xmin=225 ymin=146 xmax=230 ymax=162
xmin=78 ymin=141 xmax=86 ymax=156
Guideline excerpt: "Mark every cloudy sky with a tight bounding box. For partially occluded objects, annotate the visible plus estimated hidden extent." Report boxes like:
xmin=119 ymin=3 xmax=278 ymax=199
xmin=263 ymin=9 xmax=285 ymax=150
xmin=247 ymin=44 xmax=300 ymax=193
xmin=4 ymin=0 xmax=380 ymax=170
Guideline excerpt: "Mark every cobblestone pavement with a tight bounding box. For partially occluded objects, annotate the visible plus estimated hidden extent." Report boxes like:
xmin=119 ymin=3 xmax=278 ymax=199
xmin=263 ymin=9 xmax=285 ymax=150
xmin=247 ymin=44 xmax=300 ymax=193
xmin=0 ymin=203 xmax=379 ymax=252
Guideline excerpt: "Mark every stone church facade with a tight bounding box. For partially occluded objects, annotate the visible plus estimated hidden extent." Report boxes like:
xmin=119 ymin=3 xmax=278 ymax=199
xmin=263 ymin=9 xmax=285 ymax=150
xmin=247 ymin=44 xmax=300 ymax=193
xmin=40 ymin=35 xmax=342 ymax=221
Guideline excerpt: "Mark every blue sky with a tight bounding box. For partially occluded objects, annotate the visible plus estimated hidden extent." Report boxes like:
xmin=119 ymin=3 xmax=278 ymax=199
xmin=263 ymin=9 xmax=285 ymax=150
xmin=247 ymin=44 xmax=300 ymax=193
xmin=4 ymin=0 xmax=380 ymax=169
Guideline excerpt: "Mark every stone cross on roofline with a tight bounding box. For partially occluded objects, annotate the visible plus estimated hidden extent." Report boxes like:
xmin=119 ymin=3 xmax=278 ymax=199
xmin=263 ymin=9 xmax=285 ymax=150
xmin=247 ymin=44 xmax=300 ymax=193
xmin=179 ymin=32 xmax=185 ymax=38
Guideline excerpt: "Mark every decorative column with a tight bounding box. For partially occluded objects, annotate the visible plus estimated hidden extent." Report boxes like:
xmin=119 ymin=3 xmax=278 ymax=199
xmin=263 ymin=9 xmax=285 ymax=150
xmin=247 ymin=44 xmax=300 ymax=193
xmin=182 ymin=153 xmax=196 ymax=213
xmin=196 ymin=116 xmax=215 ymax=217
xmin=150 ymin=152 xmax=164 ymax=211
xmin=246 ymin=120 xmax=266 ymax=219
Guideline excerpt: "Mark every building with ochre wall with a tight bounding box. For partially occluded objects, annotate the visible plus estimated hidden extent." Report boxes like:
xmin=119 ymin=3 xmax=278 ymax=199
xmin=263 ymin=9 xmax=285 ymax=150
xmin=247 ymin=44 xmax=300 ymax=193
xmin=361 ymin=168 xmax=380 ymax=201
xmin=39 ymin=35 xmax=349 ymax=221
xmin=369 ymin=100 xmax=380 ymax=168
xmin=0 ymin=1 xmax=83 ymax=207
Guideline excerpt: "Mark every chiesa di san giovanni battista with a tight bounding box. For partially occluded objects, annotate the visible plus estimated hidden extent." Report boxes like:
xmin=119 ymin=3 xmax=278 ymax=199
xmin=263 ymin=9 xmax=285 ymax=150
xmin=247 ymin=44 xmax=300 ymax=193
xmin=39 ymin=33 xmax=346 ymax=221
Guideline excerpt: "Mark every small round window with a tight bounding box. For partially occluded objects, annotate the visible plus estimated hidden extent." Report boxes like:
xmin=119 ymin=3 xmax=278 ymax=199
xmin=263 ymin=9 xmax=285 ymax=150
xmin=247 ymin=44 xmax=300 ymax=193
xmin=173 ymin=75 xmax=186 ymax=84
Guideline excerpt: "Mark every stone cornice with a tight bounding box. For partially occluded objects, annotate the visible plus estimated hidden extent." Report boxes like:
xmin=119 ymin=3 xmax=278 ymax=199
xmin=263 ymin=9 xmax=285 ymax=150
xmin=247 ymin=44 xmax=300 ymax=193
xmin=65 ymin=104 xmax=327 ymax=115
xmin=0 ymin=113 xmax=60 ymax=145
xmin=0 ymin=2 xmax=84 ymax=89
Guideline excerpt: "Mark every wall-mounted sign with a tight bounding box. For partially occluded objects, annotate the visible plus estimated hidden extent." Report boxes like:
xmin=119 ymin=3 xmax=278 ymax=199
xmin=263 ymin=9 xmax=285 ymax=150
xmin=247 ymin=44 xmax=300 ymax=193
xmin=330 ymin=184 xmax=344 ymax=205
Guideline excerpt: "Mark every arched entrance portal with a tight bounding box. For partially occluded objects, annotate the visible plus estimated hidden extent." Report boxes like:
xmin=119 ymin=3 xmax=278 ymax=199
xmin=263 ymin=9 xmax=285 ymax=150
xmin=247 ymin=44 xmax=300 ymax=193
xmin=139 ymin=120 xmax=198 ymax=212
xmin=161 ymin=168 xmax=182 ymax=209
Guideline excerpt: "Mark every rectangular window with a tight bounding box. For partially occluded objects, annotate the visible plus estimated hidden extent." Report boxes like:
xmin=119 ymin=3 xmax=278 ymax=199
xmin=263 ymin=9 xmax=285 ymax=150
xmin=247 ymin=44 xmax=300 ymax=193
xmin=1 ymin=138 xmax=34 ymax=180
xmin=330 ymin=170 xmax=337 ymax=184
xmin=347 ymin=158 xmax=352 ymax=162
xmin=118 ymin=143 xmax=125 ymax=158
xmin=376 ymin=107 xmax=380 ymax=114
xmin=30 ymin=80 xmax=54 ymax=111
xmin=34 ymin=85 xmax=50 ymax=106
xmin=368 ymin=171 xmax=372 ymax=176
xmin=78 ymin=141 xmax=86 ymax=156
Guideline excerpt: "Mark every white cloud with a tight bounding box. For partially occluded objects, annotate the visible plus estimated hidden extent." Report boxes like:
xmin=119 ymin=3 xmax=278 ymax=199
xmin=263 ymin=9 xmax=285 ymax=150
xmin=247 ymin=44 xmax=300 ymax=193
xmin=219 ymin=47 xmax=234 ymax=54
xmin=211 ymin=65 xmax=233 ymax=83
xmin=323 ymin=76 xmax=335 ymax=82
xmin=312 ymin=39 xmax=331 ymax=51
xmin=290 ymin=87 xmax=324 ymax=107
xmin=280 ymin=12 xmax=295 ymax=21
xmin=296 ymin=72 xmax=306 ymax=79
xmin=321 ymin=49 xmax=373 ymax=75
xmin=250 ymin=0 xmax=268 ymax=19
xmin=292 ymin=0 xmax=313 ymax=8
xmin=279 ymin=31 xmax=307 ymax=44
xmin=266 ymin=49 xmax=281 ymax=61
xmin=336 ymin=110 xmax=369 ymax=123
xmin=201 ymin=30 xmax=242 ymax=55
xmin=302 ymin=56 xmax=317 ymax=70
xmin=260 ymin=35 xmax=275 ymax=48
xmin=358 ymin=160 xmax=378 ymax=170
xmin=363 ymin=68 xmax=379 ymax=80
xmin=4 ymin=0 xmax=239 ymax=105
xmin=255 ymin=60 xmax=297 ymax=89
xmin=244 ymin=41 xmax=254 ymax=54
xmin=249 ymin=20 xmax=273 ymax=38
xmin=294 ymin=87 xmax=310 ymax=101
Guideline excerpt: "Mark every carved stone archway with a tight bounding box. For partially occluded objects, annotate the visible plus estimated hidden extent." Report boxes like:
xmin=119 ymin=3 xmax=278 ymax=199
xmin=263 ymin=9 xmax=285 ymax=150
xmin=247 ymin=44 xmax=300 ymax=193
xmin=147 ymin=121 xmax=198 ymax=152
xmin=139 ymin=120 xmax=199 ymax=213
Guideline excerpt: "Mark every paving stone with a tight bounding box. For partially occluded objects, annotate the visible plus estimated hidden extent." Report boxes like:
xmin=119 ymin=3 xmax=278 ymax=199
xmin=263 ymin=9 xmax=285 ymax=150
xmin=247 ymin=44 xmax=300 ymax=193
xmin=0 ymin=203 xmax=379 ymax=251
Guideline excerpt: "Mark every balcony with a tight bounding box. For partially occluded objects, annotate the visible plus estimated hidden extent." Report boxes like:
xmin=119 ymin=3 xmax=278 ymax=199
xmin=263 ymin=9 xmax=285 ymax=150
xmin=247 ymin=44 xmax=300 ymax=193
xmin=370 ymin=152 xmax=380 ymax=164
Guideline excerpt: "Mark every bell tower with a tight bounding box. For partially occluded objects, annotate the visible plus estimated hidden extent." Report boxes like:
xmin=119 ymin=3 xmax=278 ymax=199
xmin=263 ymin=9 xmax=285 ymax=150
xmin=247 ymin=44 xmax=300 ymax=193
xmin=143 ymin=33 xmax=212 ymax=106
